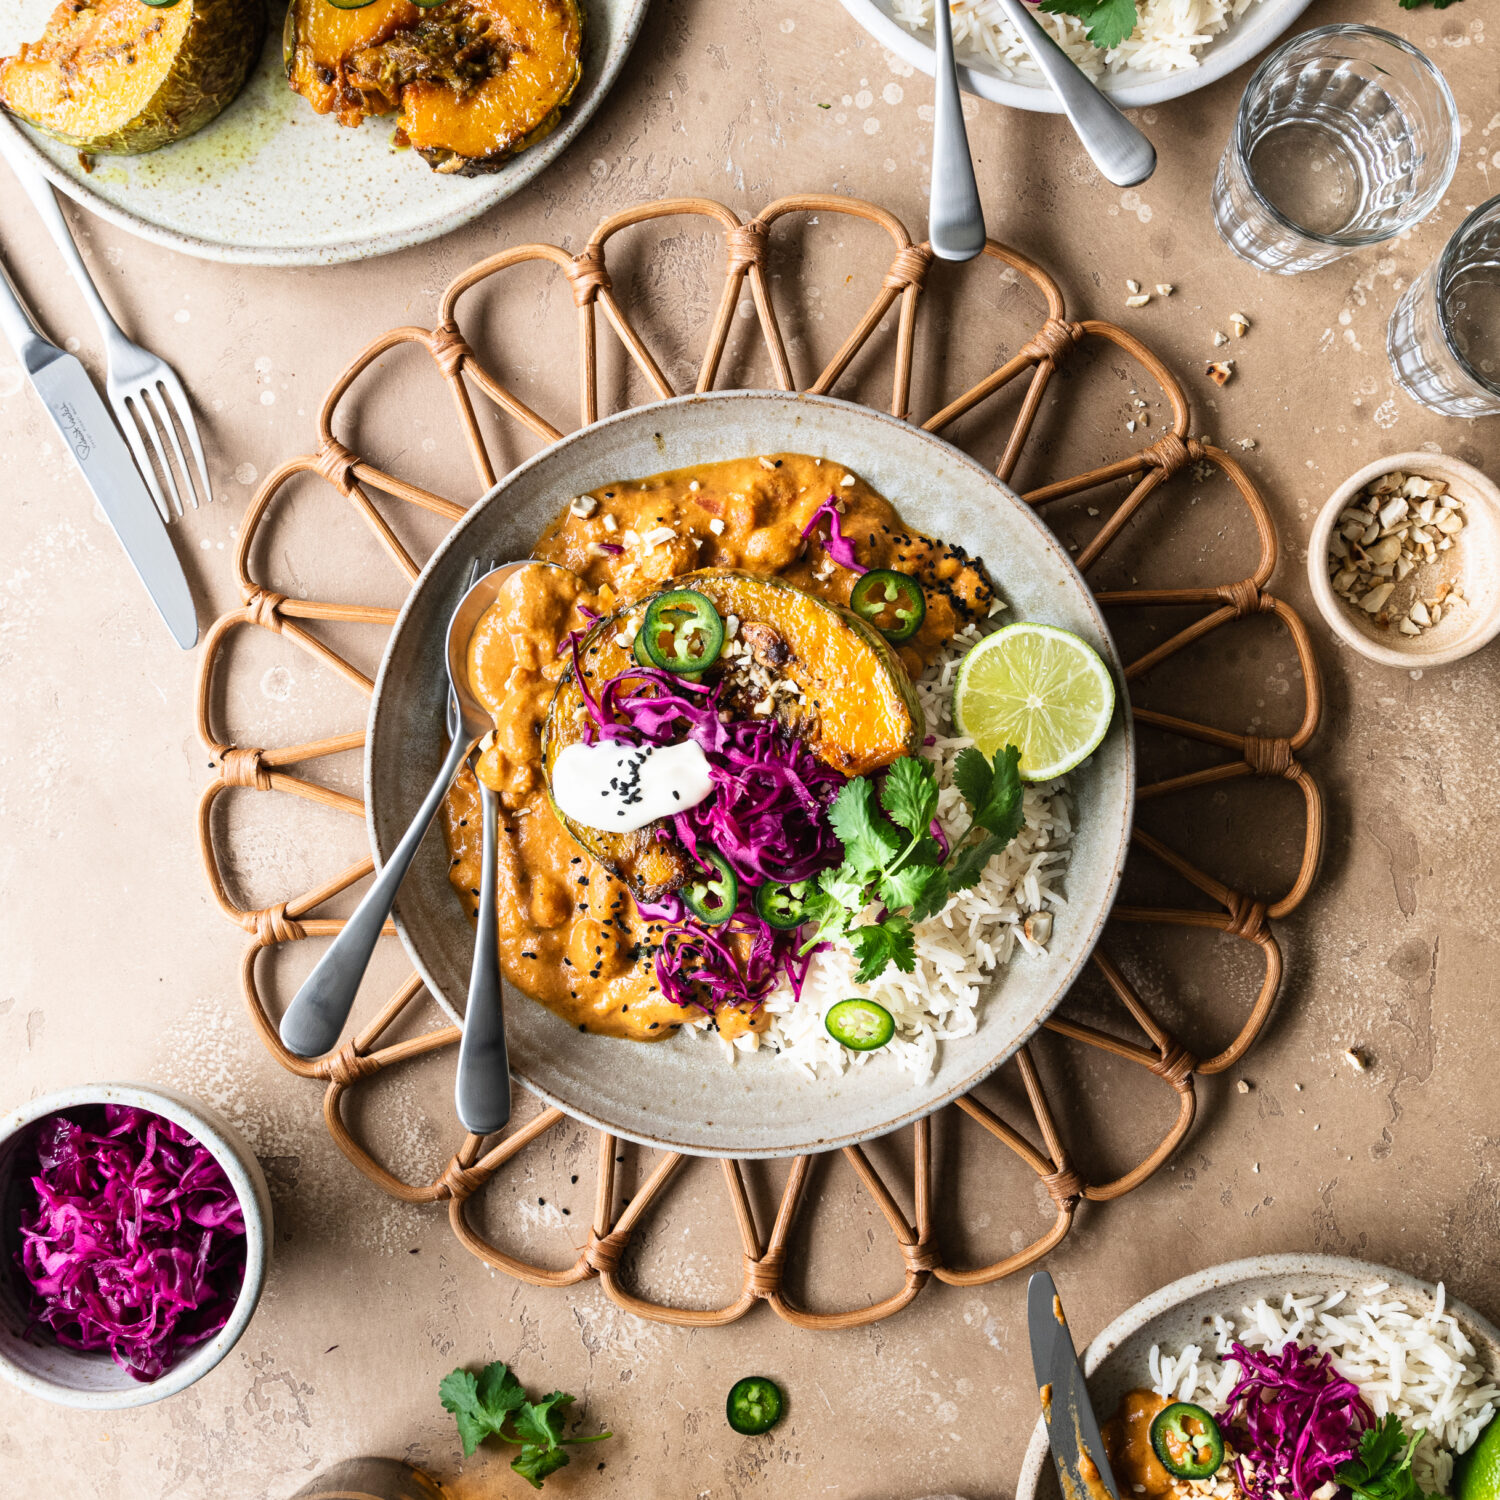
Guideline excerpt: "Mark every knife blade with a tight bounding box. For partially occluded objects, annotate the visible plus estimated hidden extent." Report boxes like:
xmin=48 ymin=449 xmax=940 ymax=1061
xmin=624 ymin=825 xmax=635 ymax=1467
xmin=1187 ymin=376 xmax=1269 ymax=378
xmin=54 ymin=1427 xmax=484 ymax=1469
xmin=0 ymin=253 xmax=196 ymax=648
xmin=1028 ymin=1271 xmax=1121 ymax=1500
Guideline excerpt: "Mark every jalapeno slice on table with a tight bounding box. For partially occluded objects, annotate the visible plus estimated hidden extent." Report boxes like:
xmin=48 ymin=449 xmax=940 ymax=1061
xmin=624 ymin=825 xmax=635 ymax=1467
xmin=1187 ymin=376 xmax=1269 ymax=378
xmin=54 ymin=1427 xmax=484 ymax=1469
xmin=1150 ymin=1402 xmax=1224 ymax=1480
xmin=681 ymin=848 xmax=738 ymax=926
xmin=727 ymin=1376 xmax=784 ymax=1435
xmin=825 ymin=998 xmax=895 ymax=1051
xmin=755 ymin=880 xmax=811 ymax=930
xmin=849 ymin=568 xmax=926 ymax=643
xmin=640 ymin=589 xmax=724 ymax=673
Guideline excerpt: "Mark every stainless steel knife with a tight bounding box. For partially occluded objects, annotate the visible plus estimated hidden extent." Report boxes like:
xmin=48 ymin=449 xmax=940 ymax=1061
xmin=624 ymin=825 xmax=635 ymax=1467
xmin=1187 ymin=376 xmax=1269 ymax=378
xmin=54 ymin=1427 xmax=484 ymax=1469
xmin=1028 ymin=1270 xmax=1122 ymax=1500
xmin=0 ymin=249 xmax=197 ymax=648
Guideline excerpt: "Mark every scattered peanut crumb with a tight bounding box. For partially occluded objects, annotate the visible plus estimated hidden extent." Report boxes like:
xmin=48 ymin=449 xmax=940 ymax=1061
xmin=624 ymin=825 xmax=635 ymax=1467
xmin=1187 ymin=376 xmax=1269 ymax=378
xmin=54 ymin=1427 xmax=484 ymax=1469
xmin=1126 ymin=278 xmax=1141 ymax=294
xmin=1344 ymin=1047 xmax=1368 ymax=1072
xmin=1156 ymin=283 xmax=1174 ymax=297
xmin=840 ymin=473 xmax=855 ymax=487
xmin=1213 ymin=330 xmax=1230 ymax=348
xmin=1230 ymin=312 xmax=1251 ymax=338
xmin=1125 ymin=293 xmax=1151 ymax=308
xmin=1236 ymin=1079 xmax=1252 ymax=1094
xmin=1207 ymin=360 xmax=1235 ymax=386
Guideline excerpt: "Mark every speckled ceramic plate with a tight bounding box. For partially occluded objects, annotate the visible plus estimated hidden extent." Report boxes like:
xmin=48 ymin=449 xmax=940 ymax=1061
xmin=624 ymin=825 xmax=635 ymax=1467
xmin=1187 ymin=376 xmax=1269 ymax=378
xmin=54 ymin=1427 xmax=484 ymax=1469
xmin=1016 ymin=1254 xmax=1500 ymax=1500
xmin=366 ymin=391 xmax=1134 ymax=1158
xmin=836 ymin=0 xmax=1314 ymax=113
xmin=0 ymin=0 xmax=649 ymax=266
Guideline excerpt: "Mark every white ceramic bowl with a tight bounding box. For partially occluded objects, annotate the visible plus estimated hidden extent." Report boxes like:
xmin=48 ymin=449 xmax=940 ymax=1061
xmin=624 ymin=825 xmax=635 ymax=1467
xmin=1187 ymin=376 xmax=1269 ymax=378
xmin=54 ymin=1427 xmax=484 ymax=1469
xmin=1017 ymin=1253 xmax=1500 ymax=1500
xmin=0 ymin=1083 xmax=272 ymax=1409
xmin=836 ymin=0 xmax=1314 ymax=113
xmin=1307 ymin=451 xmax=1500 ymax=670
xmin=366 ymin=390 xmax=1135 ymax=1158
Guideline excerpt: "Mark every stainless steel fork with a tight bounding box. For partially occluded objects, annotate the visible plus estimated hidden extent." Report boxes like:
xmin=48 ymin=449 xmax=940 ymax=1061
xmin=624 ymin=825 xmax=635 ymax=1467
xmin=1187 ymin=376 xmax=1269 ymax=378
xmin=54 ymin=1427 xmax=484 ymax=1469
xmin=0 ymin=135 xmax=212 ymax=522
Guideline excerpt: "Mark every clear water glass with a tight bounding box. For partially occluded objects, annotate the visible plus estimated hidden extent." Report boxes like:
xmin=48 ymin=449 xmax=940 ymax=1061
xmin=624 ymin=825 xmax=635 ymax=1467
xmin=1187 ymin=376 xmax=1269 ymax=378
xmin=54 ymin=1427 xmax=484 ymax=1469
xmin=1213 ymin=25 xmax=1459 ymax=276
xmin=1388 ymin=194 xmax=1500 ymax=418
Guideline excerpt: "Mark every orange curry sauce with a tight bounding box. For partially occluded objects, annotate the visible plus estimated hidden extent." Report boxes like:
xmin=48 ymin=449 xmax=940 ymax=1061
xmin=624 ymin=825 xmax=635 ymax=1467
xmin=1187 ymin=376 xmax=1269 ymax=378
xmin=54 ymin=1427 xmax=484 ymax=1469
xmin=440 ymin=452 xmax=992 ymax=1042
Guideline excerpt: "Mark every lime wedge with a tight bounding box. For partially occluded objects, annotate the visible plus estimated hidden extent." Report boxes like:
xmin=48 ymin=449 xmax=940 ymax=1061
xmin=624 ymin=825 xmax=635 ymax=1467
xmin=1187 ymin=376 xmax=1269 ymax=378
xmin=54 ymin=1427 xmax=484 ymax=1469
xmin=1457 ymin=1416 xmax=1500 ymax=1500
xmin=952 ymin=622 xmax=1115 ymax=781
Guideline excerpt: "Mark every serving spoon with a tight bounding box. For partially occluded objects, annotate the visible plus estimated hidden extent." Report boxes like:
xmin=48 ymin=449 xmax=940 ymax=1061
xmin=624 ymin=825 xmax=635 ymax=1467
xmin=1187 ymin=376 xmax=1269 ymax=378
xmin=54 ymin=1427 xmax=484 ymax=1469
xmin=929 ymin=0 xmax=988 ymax=260
xmin=279 ymin=559 xmax=562 ymax=1072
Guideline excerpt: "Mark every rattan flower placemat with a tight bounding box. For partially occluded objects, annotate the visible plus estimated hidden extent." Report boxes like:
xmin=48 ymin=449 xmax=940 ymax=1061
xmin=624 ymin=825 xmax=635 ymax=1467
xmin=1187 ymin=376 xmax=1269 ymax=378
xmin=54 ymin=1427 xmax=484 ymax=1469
xmin=195 ymin=194 xmax=1323 ymax=1329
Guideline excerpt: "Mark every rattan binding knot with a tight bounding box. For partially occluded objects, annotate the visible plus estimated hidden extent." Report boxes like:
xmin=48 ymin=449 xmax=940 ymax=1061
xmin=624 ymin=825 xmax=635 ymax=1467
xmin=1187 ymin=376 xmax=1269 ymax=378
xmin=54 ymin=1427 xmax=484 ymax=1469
xmin=1218 ymin=578 xmax=1272 ymax=617
xmin=1019 ymin=317 xmax=1082 ymax=366
xmin=1224 ymin=893 xmax=1270 ymax=942
xmin=583 ymin=1227 xmax=631 ymax=1275
xmin=1142 ymin=431 xmax=1201 ymax=475
xmin=566 ymin=250 xmax=612 ymax=306
xmin=435 ymin=1156 xmax=490 ymax=1202
xmin=745 ymin=1247 xmax=786 ymax=1297
xmin=1041 ymin=1165 xmax=1086 ymax=1205
xmin=218 ymin=746 xmax=270 ymax=790
xmin=1242 ymin=735 xmax=1298 ymax=779
xmin=427 ymin=321 xmax=472 ymax=380
xmin=319 ymin=1040 xmax=383 ymax=1088
xmin=725 ymin=221 xmax=768 ymax=273
xmin=1149 ymin=1044 xmax=1199 ymax=1092
xmin=248 ymin=902 xmax=305 ymax=948
xmin=243 ymin=588 xmax=286 ymax=630
xmin=899 ymin=1241 xmax=941 ymax=1275
xmin=312 ymin=438 xmax=360 ymax=495
xmin=882 ymin=243 xmax=933 ymax=292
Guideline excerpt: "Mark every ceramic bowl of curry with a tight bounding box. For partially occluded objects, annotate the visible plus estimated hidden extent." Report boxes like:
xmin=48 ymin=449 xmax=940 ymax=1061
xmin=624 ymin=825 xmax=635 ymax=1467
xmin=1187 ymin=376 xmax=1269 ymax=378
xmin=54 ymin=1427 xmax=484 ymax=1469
xmin=1014 ymin=1254 xmax=1500 ymax=1500
xmin=365 ymin=389 xmax=1134 ymax=1157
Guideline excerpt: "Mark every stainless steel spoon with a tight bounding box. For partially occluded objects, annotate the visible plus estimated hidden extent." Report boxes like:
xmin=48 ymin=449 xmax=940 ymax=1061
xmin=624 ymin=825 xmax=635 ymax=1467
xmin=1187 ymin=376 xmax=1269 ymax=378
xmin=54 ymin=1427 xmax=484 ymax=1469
xmin=992 ymin=0 xmax=1157 ymax=187
xmin=929 ymin=0 xmax=988 ymax=260
xmin=279 ymin=559 xmax=555 ymax=1061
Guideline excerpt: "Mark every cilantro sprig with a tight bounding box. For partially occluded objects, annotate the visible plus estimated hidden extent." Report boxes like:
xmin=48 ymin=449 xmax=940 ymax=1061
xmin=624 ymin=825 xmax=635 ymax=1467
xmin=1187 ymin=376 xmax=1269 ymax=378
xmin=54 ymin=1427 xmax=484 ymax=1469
xmin=801 ymin=745 xmax=1026 ymax=983
xmin=440 ymin=1360 xmax=611 ymax=1489
xmin=1338 ymin=1416 xmax=1434 ymax=1500
xmin=1037 ymin=0 xmax=1139 ymax=50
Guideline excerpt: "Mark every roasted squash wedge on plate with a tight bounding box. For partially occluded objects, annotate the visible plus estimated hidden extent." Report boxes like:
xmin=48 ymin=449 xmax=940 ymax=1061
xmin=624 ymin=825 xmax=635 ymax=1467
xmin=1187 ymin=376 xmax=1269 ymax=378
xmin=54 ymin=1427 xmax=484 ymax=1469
xmin=0 ymin=0 xmax=265 ymax=155
xmin=284 ymin=0 xmax=583 ymax=175
xmin=541 ymin=570 xmax=925 ymax=901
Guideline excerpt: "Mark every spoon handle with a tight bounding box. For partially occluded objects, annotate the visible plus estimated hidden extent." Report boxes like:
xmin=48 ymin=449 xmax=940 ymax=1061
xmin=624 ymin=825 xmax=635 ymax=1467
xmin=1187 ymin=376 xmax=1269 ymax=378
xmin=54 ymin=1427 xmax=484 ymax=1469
xmin=279 ymin=728 xmax=471 ymax=1059
xmin=929 ymin=0 xmax=987 ymax=261
xmin=994 ymin=0 xmax=1156 ymax=188
xmin=454 ymin=779 xmax=512 ymax=1136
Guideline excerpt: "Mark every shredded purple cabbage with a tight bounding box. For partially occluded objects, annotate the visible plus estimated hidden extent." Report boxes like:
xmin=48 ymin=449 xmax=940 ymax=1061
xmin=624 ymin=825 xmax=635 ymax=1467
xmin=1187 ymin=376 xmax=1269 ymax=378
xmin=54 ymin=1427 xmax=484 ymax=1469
xmin=801 ymin=494 xmax=866 ymax=574
xmin=15 ymin=1106 xmax=247 ymax=1383
xmin=1225 ymin=1340 xmax=1373 ymax=1500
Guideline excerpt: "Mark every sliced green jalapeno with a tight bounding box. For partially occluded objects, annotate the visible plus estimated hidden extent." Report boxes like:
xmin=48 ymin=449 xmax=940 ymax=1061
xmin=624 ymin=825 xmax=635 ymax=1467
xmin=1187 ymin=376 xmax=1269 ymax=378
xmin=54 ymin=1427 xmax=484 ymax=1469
xmin=848 ymin=569 xmax=925 ymax=643
xmin=727 ymin=1376 xmax=784 ymax=1435
xmin=825 ymin=998 xmax=895 ymax=1051
xmin=640 ymin=589 xmax=724 ymax=674
xmin=681 ymin=848 xmax=738 ymax=926
xmin=1150 ymin=1402 xmax=1224 ymax=1480
xmin=754 ymin=880 xmax=811 ymax=930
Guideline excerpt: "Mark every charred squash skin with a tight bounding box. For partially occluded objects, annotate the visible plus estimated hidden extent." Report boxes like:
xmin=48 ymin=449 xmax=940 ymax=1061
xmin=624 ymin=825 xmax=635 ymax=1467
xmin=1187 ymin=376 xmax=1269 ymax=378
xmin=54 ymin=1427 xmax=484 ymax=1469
xmin=0 ymin=0 xmax=265 ymax=155
xmin=285 ymin=0 xmax=582 ymax=175
xmin=542 ymin=569 xmax=925 ymax=901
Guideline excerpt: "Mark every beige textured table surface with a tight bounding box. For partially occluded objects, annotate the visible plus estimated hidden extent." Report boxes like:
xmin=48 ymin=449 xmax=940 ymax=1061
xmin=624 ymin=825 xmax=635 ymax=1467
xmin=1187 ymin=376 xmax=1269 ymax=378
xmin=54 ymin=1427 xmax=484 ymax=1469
xmin=2 ymin=0 xmax=1499 ymax=1496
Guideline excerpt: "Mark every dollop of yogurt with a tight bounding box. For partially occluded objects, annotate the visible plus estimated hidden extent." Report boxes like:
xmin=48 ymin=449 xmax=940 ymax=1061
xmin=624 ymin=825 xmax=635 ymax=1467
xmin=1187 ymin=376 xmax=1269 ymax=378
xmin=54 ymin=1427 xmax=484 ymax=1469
xmin=550 ymin=739 xmax=714 ymax=833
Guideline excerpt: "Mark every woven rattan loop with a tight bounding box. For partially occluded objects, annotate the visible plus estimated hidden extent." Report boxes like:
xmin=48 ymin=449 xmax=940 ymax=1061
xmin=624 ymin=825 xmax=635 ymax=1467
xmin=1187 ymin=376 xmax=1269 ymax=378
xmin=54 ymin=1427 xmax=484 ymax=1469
xmin=436 ymin=1156 xmax=489 ymax=1202
xmin=1243 ymin=735 xmax=1298 ymax=779
xmin=1020 ymin=317 xmax=1081 ymax=366
xmin=583 ymin=1227 xmax=630 ymax=1275
xmin=427 ymin=320 xmax=472 ymax=379
xmin=318 ymin=1041 xmax=381 ymax=1088
xmin=725 ymin=221 xmax=768 ymax=274
xmin=218 ymin=746 xmax=271 ymax=790
xmin=882 ymin=242 xmax=933 ymax=292
xmin=1218 ymin=578 xmax=1270 ymax=616
xmin=1225 ymin=893 xmax=1270 ymax=942
xmin=249 ymin=902 xmax=305 ymax=948
xmin=243 ymin=588 xmax=285 ymax=630
xmin=1142 ymin=432 xmax=1200 ymax=475
xmin=1041 ymin=1165 xmax=1086 ymax=1205
xmin=745 ymin=1247 xmax=785 ymax=1297
xmin=566 ymin=250 xmax=612 ymax=306
xmin=1149 ymin=1044 xmax=1199 ymax=1091
xmin=899 ymin=1241 xmax=941 ymax=1275
xmin=313 ymin=438 xmax=360 ymax=495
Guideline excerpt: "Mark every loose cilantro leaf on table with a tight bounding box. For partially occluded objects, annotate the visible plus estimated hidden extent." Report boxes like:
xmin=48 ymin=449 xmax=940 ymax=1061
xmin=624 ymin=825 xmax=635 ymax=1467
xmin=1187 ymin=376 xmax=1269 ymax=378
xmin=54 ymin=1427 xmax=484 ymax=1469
xmin=440 ymin=1360 xmax=611 ymax=1489
xmin=1338 ymin=1415 xmax=1432 ymax=1500
xmin=1037 ymin=0 xmax=1140 ymax=50
xmin=802 ymin=743 xmax=1036 ymax=985
xmin=1398 ymin=0 xmax=1460 ymax=10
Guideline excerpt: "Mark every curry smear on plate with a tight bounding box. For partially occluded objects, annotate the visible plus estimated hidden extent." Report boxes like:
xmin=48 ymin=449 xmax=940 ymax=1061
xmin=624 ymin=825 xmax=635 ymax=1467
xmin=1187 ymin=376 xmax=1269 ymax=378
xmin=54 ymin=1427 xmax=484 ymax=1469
xmin=440 ymin=452 xmax=994 ymax=1042
xmin=1103 ymin=1390 xmax=1182 ymax=1500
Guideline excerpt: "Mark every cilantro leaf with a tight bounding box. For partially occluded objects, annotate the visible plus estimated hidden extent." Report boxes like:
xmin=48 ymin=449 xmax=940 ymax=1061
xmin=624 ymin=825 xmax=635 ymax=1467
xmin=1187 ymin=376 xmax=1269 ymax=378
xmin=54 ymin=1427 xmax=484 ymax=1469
xmin=800 ymin=885 xmax=853 ymax=954
xmin=850 ymin=917 xmax=915 ymax=983
xmin=1037 ymin=0 xmax=1139 ymax=50
xmin=880 ymin=861 xmax=947 ymax=917
xmin=880 ymin=756 xmax=939 ymax=842
xmin=513 ymin=1446 xmax=572 ymax=1489
xmin=512 ymin=1391 xmax=575 ymax=1451
xmin=957 ymin=744 xmax=1025 ymax=842
xmin=1398 ymin=0 xmax=1460 ymax=9
xmin=439 ymin=1363 xmax=525 ymax=1457
xmin=946 ymin=833 xmax=1008 ymax=892
xmin=1338 ymin=1416 xmax=1427 ymax=1500
xmin=827 ymin=777 xmax=903 ymax=879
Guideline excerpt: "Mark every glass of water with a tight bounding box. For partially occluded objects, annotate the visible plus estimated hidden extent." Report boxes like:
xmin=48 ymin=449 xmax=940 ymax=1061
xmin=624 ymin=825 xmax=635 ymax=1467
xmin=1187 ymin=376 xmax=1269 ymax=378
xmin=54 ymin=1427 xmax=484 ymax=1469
xmin=1388 ymin=195 xmax=1500 ymax=418
xmin=1213 ymin=25 xmax=1459 ymax=275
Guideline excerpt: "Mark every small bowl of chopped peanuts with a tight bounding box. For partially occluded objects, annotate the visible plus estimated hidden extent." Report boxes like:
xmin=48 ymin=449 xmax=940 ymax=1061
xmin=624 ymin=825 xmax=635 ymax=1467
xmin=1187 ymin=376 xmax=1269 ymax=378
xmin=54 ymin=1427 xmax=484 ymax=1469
xmin=1309 ymin=451 xmax=1500 ymax=669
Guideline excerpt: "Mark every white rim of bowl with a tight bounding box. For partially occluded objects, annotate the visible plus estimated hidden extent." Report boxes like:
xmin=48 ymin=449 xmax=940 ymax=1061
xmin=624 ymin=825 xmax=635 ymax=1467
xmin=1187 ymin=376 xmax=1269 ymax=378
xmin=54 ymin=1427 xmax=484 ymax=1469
xmin=0 ymin=1083 xmax=272 ymax=1409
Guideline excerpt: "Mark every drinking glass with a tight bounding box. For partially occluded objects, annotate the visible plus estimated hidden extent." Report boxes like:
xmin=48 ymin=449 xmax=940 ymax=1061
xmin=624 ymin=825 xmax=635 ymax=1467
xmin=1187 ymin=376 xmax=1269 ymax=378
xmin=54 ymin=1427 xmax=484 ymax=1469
xmin=1388 ymin=195 xmax=1500 ymax=418
xmin=1213 ymin=25 xmax=1459 ymax=275
xmin=289 ymin=1457 xmax=449 ymax=1500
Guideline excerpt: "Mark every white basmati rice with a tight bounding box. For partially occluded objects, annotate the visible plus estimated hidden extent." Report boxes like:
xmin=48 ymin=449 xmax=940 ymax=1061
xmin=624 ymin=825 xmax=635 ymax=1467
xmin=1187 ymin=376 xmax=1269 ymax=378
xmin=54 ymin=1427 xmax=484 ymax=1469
xmin=890 ymin=0 xmax=1265 ymax=81
xmin=1147 ymin=1284 xmax=1500 ymax=1495
xmin=685 ymin=610 xmax=1073 ymax=1084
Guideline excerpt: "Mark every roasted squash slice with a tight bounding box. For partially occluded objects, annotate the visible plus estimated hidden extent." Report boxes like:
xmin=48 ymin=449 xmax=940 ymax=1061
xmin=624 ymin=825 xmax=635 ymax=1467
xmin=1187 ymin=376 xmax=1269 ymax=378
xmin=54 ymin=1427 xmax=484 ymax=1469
xmin=542 ymin=569 xmax=925 ymax=900
xmin=285 ymin=0 xmax=582 ymax=175
xmin=0 ymin=0 xmax=265 ymax=155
